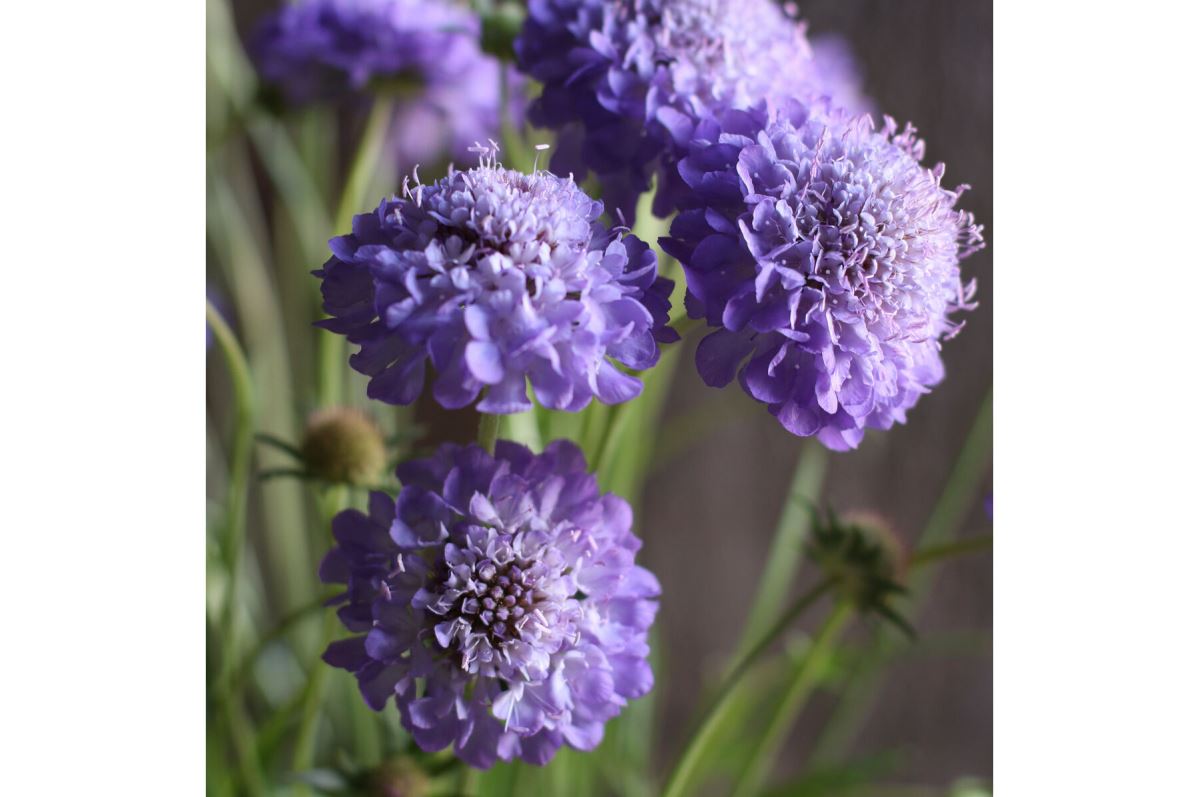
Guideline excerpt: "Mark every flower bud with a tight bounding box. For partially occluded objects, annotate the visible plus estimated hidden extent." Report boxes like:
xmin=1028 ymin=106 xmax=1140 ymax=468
xmin=300 ymin=407 xmax=386 ymax=486
xmin=808 ymin=509 xmax=909 ymax=624
xmin=368 ymin=758 xmax=429 ymax=797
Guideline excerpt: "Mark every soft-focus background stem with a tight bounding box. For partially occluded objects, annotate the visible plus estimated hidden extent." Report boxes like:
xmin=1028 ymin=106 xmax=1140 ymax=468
xmin=660 ymin=577 xmax=836 ymax=797
xmin=731 ymin=602 xmax=854 ymax=797
xmin=811 ymin=392 xmax=993 ymax=765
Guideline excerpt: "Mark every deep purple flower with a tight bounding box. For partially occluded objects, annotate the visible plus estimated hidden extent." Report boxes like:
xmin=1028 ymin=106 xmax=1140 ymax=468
xmin=315 ymin=150 xmax=678 ymax=413
xmin=320 ymin=440 xmax=660 ymax=768
xmin=662 ymin=100 xmax=983 ymax=450
xmin=249 ymin=0 xmax=523 ymax=164
xmin=515 ymin=0 xmax=869 ymax=222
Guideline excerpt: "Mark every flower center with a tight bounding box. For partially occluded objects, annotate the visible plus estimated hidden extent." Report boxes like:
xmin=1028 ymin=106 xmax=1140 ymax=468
xmin=449 ymin=556 xmax=549 ymax=646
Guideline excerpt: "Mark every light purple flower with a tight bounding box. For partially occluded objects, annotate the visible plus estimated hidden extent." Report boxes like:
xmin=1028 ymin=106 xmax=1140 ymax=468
xmin=249 ymin=0 xmax=524 ymax=165
xmin=320 ymin=440 xmax=660 ymax=768
xmin=662 ymin=100 xmax=983 ymax=450
xmin=315 ymin=149 xmax=677 ymax=413
xmin=515 ymin=0 xmax=871 ymax=222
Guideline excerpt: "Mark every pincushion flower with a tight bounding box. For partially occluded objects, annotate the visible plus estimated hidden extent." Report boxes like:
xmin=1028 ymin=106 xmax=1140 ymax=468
xmin=315 ymin=149 xmax=678 ymax=413
xmin=249 ymin=0 xmax=523 ymax=163
xmin=662 ymin=100 xmax=983 ymax=450
xmin=320 ymin=440 xmax=660 ymax=768
xmin=515 ymin=0 xmax=869 ymax=221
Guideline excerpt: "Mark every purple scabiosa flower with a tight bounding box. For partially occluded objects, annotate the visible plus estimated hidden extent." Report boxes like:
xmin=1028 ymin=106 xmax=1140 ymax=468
xmin=515 ymin=0 xmax=867 ymax=222
xmin=249 ymin=0 xmax=524 ymax=165
xmin=320 ymin=440 xmax=660 ymax=768
xmin=661 ymin=100 xmax=983 ymax=450
xmin=315 ymin=148 xmax=678 ymax=413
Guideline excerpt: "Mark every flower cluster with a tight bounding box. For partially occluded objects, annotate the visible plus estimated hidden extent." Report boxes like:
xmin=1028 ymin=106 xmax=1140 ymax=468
xmin=315 ymin=148 xmax=677 ymax=414
xmin=515 ymin=0 xmax=869 ymax=221
xmin=249 ymin=0 xmax=523 ymax=163
xmin=662 ymin=101 xmax=983 ymax=450
xmin=320 ymin=440 xmax=660 ymax=768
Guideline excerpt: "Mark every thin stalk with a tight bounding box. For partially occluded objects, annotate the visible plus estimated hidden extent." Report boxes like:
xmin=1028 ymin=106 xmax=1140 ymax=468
xmin=733 ymin=439 xmax=830 ymax=664
xmin=319 ymin=99 xmax=397 ymax=408
xmin=209 ymin=301 xmax=255 ymax=683
xmin=909 ymin=534 xmax=993 ymax=569
xmin=292 ymin=486 xmax=348 ymax=795
xmin=810 ymin=391 xmax=993 ymax=764
xmin=730 ymin=603 xmax=854 ymax=797
xmin=660 ymin=577 xmax=835 ymax=797
xmin=477 ymin=412 xmax=501 ymax=454
xmin=207 ymin=301 xmax=266 ymax=796
xmin=291 ymin=611 xmax=338 ymax=795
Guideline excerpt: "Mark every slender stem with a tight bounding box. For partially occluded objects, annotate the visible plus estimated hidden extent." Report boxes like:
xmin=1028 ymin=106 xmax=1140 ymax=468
xmin=477 ymin=412 xmax=501 ymax=454
xmin=291 ymin=611 xmax=337 ymax=794
xmin=207 ymin=301 xmax=266 ymax=797
xmin=733 ymin=439 xmax=830 ymax=665
xmin=660 ymin=577 xmax=835 ymax=797
xmin=318 ymin=98 xmax=397 ymax=408
xmin=291 ymin=486 xmax=348 ymax=794
xmin=810 ymin=391 xmax=993 ymax=763
xmin=910 ymin=534 xmax=993 ymax=569
xmin=730 ymin=603 xmax=853 ymax=797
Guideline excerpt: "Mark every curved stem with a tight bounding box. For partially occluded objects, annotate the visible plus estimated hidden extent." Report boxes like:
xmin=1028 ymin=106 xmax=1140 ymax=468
xmin=660 ymin=577 xmax=835 ymax=797
xmin=810 ymin=391 xmax=992 ymax=764
xmin=730 ymin=603 xmax=853 ymax=797
xmin=477 ymin=412 xmax=501 ymax=454
xmin=207 ymin=300 xmax=266 ymax=796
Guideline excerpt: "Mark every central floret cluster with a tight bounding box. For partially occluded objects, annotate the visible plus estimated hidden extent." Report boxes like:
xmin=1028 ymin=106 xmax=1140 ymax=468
xmin=316 ymin=151 xmax=677 ymax=413
xmin=663 ymin=101 xmax=983 ymax=449
xmin=320 ymin=441 xmax=660 ymax=768
xmin=515 ymin=0 xmax=867 ymax=221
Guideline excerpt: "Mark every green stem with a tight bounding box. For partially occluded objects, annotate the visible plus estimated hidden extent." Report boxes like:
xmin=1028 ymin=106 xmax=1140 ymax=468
xmin=478 ymin=412 xmax=501 ymax=454
xmin=910 ymin=534 xmax=993 ymax=569
xmin=318 ymin=98 xmax=397 ymax=408
xmin=207 ymin=301 xmax=266 ymax=796
xmin=291 ymin=486 xmax=348 ymax=794
xmin=732 ymin=439 xmax=830 ymax=665
xmin=660 ymin=577 xmax=835 ymax=797
xmin=810 ymin=391 xmax=992 ymax=763
xmin=730 ymin=603 xmax=853 ymax=797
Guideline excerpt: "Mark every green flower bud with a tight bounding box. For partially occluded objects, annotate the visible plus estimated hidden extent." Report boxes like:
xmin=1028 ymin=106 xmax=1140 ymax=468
xmin=367 ymin=758 xmax=429 ymax=797
xmin=808 ymin=509 xmax=910 ymax=630
xmin=300 ymin=407 xmax=386 ymax=486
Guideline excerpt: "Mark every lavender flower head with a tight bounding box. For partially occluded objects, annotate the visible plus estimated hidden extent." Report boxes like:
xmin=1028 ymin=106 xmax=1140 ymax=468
xmin=515 ymin=0 xmax=869 ymax=221
xmin=320 ymin=440 xmax=660 ymax=768
xmin=662 ymin=101 xmax=983 ymax=450
xmin=250 ymin=0 xmax=523 ymax=164
xmin=316 ymin=146 xmax=677 ymax=413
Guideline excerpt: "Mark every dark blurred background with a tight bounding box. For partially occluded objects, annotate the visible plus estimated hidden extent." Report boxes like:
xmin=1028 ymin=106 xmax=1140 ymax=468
xmin=222 ymin=0 xmax=993 ymax=789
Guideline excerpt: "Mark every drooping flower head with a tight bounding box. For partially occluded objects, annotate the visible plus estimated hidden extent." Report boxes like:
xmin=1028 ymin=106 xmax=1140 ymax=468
xmin=249 ymin=0 xmax=524 ymax=164
xmin=320 ymin=440 xmax=660 ymax=768
xmin=515 ymin=0 xmax=871 ymax=221
xmin=662 ymin=100 xmax=983 ymax=450
xmin=315 ymin=147 xmax=678 ymax=413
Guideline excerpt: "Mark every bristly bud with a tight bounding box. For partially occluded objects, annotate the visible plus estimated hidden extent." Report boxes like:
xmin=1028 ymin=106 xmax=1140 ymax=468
xmin=808 ymin=508 xmax=913 ymax=635
xmin=300 ymin=407 xmax=386 ymax=486
xmin=368 ymin=758 xmax=429 ymax=797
